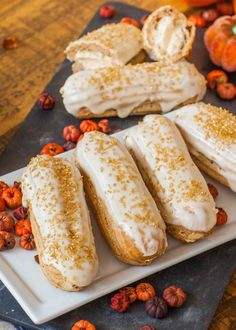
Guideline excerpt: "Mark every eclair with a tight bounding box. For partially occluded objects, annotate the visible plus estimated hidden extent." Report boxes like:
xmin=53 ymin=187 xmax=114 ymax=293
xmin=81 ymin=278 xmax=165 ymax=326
xmin=60 ymin=60 xmax=206 ymax=119
xmin=65 ymin=23 xmax=145 ymax=72
xmin=142 ymin=5 xmax=195 ymax=63
xmin=125 ymin=115 xmax=216 ymax=243
xmin=175 ymin=103 xmax=236 ymax=192
xmin=21 ymin=155 xmax=98 ymax=291
xmin=73 ymin=131 xmax=167 ymax=265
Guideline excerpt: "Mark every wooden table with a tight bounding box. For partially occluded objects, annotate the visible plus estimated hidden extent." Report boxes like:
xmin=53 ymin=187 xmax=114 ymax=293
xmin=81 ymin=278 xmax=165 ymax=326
xmin=0 ymin=0 xmax=235 ymax=328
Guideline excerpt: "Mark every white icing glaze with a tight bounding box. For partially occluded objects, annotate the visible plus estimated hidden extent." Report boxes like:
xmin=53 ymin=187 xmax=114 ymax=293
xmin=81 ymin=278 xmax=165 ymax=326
xmin=74 ymin=131 xmax=167 ymax=257
xmin=21 ymin=155 xmax=98 ymax=289
xmin=65 ymin=23 xmax=143 ymax=71
xmin=125 ymin=115 xmax=216 ymax=232
xmin=60 ymin=60 xmax=206 ymax=118
xmin=175 ymin=103 xmax=236 ymax=192
xmin=142 ymin=5 xmax=195 ymax=62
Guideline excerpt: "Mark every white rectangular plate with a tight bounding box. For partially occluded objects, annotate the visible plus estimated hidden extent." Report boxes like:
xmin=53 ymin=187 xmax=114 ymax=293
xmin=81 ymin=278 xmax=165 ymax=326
xmin=0 ymin=111 xmax=236 ymax=324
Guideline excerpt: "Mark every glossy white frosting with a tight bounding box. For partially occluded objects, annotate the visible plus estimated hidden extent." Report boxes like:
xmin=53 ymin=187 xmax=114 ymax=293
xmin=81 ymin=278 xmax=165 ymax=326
xmin=65 ymin=23 xmax=143 ymax=71
xmin=175 ymin=103 xmax=236 ymax=192
xmin=61 ymin=60 xmax=206 ymax=118
xmin=142 ymin=5 xmax=195 ymax=62
xmin=74 ymin=131 xmax=167 ymax=257
xmin=125 ymin=115 xmax=216 ymax=232
xmin=21 ymin=155 xmax=98 ymax=289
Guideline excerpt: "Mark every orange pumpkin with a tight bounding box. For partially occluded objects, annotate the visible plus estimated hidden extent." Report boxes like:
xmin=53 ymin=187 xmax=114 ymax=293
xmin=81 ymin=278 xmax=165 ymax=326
xmin=2 ymin=187 xmax=22 ymax=209
xmin=71 ymin=319 xmax=96 ymax=330
xmin=186 ymin=0 xmax=219 ymax=7
xmin=19 ymin=233 xmax=36 ymax=250
xmin=80 ymin=120 xmax=99 ymax=133
xmin=136 ymin=283 xmax=156 ymax=302
xmin=119 ymin=286 xmax=137 ymax=304
xmin=40 ymin=143 xmax=64 ymax=156
xmin=15 ymin=219 xmax=32 ymax=236
xmin=204 ymin=15 xmax=236 ymax=72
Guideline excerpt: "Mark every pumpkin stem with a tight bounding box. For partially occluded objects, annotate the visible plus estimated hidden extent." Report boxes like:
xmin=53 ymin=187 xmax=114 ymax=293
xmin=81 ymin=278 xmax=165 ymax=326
xmin=232 ymin=25 xmax=236 ymax=35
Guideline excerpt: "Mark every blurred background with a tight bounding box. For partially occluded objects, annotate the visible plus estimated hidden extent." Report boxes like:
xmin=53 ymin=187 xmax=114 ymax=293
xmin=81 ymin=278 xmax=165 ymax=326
xmin=1 ymin=0 xmax=228 ymax=154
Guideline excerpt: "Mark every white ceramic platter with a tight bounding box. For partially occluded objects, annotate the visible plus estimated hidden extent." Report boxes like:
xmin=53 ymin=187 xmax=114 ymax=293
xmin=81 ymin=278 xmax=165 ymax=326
xmin=0 ymin=110 xmax=235 ymax=324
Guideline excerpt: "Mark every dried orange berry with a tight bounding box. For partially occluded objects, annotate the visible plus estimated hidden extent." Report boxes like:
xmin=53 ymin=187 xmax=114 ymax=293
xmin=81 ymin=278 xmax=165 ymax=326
xmin=217 ymin=83 xmax=236 ymax=100
xmin=0 ymin=181 xmax=9 ymax=195
xmin=71 ymin=319 xmax=96 ymax=330
xmin=15 ymin=219 xmax=32 ymax=236
xmin=2 ymin=188 xmax=22 ymax=209
xmin=40 ymin=143 xmax=64 ymax=156
xmin=216 ymin=207 xmax=228 ymax=225
xmin=207 ymin=70 xmax=228 ymax=90
xmin=80 ymin=120 xmax=99 ymax=133
xmin=120 ymin=17 xmax=139 ymax=28
xmin=188 ymin=14 xmax=206 ymax=28
xmin=2 ymin=37 xmax=19 ymax=49
xmin=0 ymin=213 xmax=14 ymax=232
xmin=207 ymin=183 xmax=219 ymax=199
xmin=0 ymin=198 xmax=6 ymax=212
xmin=98 ymin=119 xmax=111 ymax=133
xmin=19 ymin=233 xmax=36 ymax=250
xmin=216 ymin=2 xmax=234 ymax=16
xmin=136 ymin=283 xmax=156 ymax=301
xmin=119 ymin=286 xmax=137 ymax=304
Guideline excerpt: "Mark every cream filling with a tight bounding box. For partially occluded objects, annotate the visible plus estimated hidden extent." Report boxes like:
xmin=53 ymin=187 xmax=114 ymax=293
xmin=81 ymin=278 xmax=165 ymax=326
xmin=142 ymin=5 xmax=195 ymax=62
xmin=21 ymin=156 xmax=98 ymax=288
xmin=61 ymin=60 xmax=206 ymax=118
xmin=152 ymin=15 xmax=187 ymax=57
xmin=125 ymin=116 xmax=216 ymax=232
xmin=74 ymin=132 xmax=167 ymax=257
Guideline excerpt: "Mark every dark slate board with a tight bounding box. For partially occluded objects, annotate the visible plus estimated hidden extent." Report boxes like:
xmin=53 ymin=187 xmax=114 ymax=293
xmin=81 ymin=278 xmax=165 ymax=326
xmin=0 ymin=2 xmax=236 ymax=330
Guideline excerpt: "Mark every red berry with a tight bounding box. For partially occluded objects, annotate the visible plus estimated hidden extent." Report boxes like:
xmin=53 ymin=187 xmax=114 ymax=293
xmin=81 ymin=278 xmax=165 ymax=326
xmin=217 ymin=83 xmax=236 ymax=100
xmin=202 ymin=9 xmax=219 ymax=23
xmin=216 ymin=207 xmax=228 ymax=225
xmin=99 ymin=5 xmax=116 ymax=19
xmin=38 ymin=92 xmax=55 ymax=110
xmin=13 ymin=206 xmax=28 ymax=220
xmin=188 ymin=14 xmax=206 ymax=28
xmin=207 ymin=183 xmax=218 ymax=199
xmin=207 ymin=70 xmax=228 ymax=90
xmin=63 ymin=125 xmax=80 ymax=142
xmin=217 ymin=2 xmax=234 ymax=16
xmin=98 ymin=119 xmax=111 ymax=133
xmin=0 ymin=198 xmax=6 ymax=212
xmin=120 ymin=17 xmax=139 ymax=28
xmin=111 ymin=292 xmax=129 ymax=313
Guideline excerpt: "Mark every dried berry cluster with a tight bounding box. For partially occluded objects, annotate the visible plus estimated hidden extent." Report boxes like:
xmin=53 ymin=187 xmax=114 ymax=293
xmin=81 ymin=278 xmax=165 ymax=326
xmin=39 ymin=115 xmax=112 ymax=156
xmin=188 ymin=1 xmax=234 ymax=28
xmin=0 ymin=180 xmax=35 ymax=252
xmin=99 ymin=4 xmax=148 ymax=27
xmin=110 ymin=282 xmax=187 ymax=328
xmin=207 ymin=70 xmax=236 ymax=100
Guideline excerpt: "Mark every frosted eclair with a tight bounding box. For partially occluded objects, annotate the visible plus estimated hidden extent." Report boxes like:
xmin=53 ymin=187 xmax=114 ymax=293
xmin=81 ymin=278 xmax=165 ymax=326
xmin=73 ymin=131 xmax=167 ymax=265
xmin=65 ymin=23 xmax=145 ymax=72
xmin=125 ymin=115 xmax=217 ymax=243
xmin=60 ymin=60 xmax=206 ymax=119
xmin=21 ymin=155 xmax=98 ymax=291
xmin=142 ymin=5 xmax=195 ymax=62
xmin=175 ymin=103 xmax=236 ymax=192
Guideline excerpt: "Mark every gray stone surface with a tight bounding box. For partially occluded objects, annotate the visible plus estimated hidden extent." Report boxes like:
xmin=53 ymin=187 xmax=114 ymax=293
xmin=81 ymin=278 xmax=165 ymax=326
xmin=0 ymin=2 xmax=236 ymax=330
